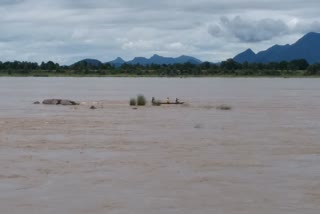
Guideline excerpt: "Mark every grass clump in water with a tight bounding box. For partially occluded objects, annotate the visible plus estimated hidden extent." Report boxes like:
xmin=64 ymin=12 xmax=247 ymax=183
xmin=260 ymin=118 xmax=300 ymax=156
xmin=130 ymin=98 xmax=137 ymax=106
xmin=137 ymin=94 xmax=147 ymax=106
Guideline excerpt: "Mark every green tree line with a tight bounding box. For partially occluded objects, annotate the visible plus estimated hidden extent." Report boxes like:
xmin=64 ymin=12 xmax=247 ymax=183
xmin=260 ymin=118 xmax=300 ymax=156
xmin=0 ymin=59 xmax=320 ymax=76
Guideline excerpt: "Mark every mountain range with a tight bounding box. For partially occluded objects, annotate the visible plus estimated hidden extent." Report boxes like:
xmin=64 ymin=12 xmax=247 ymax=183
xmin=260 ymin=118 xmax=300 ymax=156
xmin=74 ymin=32 xmax=320 ymax=66
xmin=74 ymin=55 xmax=202 ymax=67
xmin=124 ymin=54 xmax=202 ymax=65
xmin=234 ymin=32 xmax=320 ymax=64
xmin=75 ymin=59 xmax=103 ymax=67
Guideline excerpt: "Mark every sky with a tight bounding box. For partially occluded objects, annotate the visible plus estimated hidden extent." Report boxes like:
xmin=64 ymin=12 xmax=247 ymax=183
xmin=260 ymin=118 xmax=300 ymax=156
xmin=0 ymin=0 xmax=319 ymax=64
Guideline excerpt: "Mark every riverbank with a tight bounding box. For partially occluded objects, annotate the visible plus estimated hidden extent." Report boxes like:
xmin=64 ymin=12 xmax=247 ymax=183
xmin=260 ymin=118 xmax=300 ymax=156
xmin=0 ymin=72 xmax=319 ymax=78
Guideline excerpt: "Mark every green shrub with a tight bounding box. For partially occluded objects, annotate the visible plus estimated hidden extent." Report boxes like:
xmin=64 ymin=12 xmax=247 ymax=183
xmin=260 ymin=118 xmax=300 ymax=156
xmin=130 ymin=98 xmax=137 ymax=106
xmin=137 ymin=94 xmax=147 ymax=106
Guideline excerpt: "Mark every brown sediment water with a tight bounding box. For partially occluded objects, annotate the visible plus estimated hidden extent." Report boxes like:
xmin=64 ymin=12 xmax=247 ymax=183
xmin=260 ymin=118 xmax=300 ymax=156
xmin=0 ymin=77 xmax=320 ymax=214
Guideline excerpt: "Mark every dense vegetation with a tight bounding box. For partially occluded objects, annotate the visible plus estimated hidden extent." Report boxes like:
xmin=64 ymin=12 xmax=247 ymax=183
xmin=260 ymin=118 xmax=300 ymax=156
xmin=0 ymin=59 xmax=320 ymax=77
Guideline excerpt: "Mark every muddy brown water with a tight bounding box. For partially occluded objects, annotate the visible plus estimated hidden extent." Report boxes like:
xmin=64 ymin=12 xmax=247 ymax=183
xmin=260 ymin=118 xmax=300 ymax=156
xmin=0 ymin=77 xmax=320 ymax=214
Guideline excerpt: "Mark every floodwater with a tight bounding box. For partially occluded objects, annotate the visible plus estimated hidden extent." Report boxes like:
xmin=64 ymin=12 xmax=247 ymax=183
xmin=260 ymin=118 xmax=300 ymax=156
xmin=0 ymin=77 xmax=320 ymax=214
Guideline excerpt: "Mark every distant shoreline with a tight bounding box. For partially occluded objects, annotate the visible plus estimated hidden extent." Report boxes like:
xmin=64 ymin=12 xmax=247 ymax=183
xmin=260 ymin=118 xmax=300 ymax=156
xmin=1 ymin=57 xmax=319 ymax=77
xmin=1 ymin=74 xmax=319 ymax=78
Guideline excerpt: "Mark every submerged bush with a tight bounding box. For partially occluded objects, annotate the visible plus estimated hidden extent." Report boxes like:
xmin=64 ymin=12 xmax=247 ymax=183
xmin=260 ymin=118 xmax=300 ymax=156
xmin=137 ymin=94 xmax=147 ymax=106
xmin=130 ymin=98 xmax=137 ymax=106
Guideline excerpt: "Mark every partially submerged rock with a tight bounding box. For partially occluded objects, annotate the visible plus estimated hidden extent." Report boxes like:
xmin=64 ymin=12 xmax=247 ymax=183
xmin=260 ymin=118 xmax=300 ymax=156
xmin=43 ymin=99 xmax=59 ymax=105
xmin=60 ymin=100 xmax=78 ymax=106
xmin=42 ymin=99 xmax=79 ymax=106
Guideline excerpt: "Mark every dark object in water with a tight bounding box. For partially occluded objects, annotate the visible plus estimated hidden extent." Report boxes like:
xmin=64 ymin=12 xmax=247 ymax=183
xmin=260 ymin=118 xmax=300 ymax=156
xmin=33 ymin=101 xmax=40 ymax=104
xmin=216 ymin=105 xmax=232 ymax=110
xmin=42 ymin=99 xmax=79 ymax=106
xmin=152 ymin=97 xmax=184 ymax=105
xmin=90 ymin=106 xmax=97 ymax=109
xmin=159 ymin=102 xmax=185 ymax=105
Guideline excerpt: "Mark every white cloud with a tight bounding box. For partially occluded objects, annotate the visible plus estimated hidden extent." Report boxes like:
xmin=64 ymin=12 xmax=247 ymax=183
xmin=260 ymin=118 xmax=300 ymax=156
xmin=209 ymin=16 xmax=320 ymax=43
xmin=122 ymin=40 xmax=157 ymax=50
xmin=209 ymin=16 xmax=289 ymax=42
xmin=0 ymin=0 xmax=319 ymax=64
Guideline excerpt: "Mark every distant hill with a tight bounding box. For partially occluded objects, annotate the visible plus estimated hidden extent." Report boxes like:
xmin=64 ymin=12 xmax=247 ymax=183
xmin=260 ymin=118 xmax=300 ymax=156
xmin=233 ymin=49 xmax=256 ymax=63
xmin=234 ymin=32 xmax=320 ymax=64
xmin=73 ymin=59 xmax=103 ymax=67
xmin=174 ymin=55 xmax=203 ymax=64
xmin=125 ymin=54 xmax=202 ymax=65
xmin=108 ymin=57 xmax=126 ymax=67
xmin=127 ymin=57 xmax=150 ymax=65
xmin=76 ymin=55 xmax=202 ymax=67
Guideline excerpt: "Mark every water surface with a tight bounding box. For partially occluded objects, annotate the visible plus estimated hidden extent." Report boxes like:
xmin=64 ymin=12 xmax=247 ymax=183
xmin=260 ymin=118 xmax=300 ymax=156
xmin=0 ymin=77 xmax=320 ymax=214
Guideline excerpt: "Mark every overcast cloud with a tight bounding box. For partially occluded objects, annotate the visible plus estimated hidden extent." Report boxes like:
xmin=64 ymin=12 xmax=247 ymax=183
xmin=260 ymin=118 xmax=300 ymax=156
xmin=0 ymin=0 xmax=319 ymax=64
